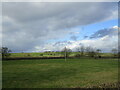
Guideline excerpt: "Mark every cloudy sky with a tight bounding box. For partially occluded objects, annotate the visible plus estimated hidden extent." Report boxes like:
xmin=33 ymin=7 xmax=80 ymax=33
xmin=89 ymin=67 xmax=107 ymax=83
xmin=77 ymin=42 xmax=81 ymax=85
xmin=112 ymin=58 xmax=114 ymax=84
xmin=2 ymin=2 xmax=118 ymax=53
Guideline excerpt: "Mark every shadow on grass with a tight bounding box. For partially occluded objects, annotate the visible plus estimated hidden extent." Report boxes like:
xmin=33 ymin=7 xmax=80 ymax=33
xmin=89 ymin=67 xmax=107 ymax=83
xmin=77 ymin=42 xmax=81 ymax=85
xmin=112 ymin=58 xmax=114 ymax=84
xmin=2 ymin=67 xmax=77 ymax=88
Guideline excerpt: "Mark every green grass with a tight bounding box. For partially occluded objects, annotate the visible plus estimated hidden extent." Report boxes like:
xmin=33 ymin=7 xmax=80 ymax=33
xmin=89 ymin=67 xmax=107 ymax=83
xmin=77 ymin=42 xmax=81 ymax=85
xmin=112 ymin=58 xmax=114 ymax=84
xmin=2 ymin=58 xmax=118 ymax=88
xmin=9 ymin=52 xmax=115 ymax=58
xmin=10 ymin=52 xmax=62 ymax=58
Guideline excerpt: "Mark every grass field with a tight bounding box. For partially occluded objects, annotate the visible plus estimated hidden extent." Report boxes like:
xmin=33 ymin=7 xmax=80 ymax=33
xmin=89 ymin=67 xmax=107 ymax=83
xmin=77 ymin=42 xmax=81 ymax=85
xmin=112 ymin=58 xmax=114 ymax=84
xmin=9 ymin=52 xmax=114 ymax=58
xmin=2 ymin=58 xmax=118 ymax=88
xmin=9 ymin=52 xmax=62 ymax=58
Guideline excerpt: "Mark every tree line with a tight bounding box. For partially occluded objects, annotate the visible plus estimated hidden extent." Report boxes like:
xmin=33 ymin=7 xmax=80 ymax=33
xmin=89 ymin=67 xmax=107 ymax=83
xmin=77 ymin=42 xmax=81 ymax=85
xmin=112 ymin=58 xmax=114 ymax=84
xmin=0 ymin=46 xmax=119 ymax=60
xmin=61 ymin=46 xmax=118 ymax=58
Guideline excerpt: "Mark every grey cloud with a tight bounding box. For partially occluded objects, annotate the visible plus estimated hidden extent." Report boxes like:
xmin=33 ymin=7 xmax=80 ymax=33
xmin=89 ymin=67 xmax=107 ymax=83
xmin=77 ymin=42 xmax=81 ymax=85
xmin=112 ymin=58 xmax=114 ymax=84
xmin=2 ymin=2 xmax=118 ymax=52
xmin=89 ymin=27 xmax=118 ymax=39
xmin=84 ymin=36 xmax=88 ymax=39
xmin=53 ymin=41 xmax=72 ymax=46
xmin=70 ymin=35 xmax=78 ymax=41
xmin=3 ymin=2 xmax=117 ymax=28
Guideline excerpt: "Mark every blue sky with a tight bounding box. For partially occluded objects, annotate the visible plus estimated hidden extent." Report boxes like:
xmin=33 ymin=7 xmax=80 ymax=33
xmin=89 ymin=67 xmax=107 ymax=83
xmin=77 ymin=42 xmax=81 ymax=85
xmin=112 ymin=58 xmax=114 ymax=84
xmin=47 ymin=19 xmax=117 ymax=42
xmin=2 ymin=2 xmax=118 ymax=52
xmin=78 ymin=19 xmax=118 ymax=40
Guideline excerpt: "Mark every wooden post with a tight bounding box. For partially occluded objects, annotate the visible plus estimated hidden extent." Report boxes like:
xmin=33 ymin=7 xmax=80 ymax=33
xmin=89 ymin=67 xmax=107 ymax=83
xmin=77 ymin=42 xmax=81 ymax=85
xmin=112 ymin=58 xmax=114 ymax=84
xmin=65 ymin=47 xmax=66 ymax=62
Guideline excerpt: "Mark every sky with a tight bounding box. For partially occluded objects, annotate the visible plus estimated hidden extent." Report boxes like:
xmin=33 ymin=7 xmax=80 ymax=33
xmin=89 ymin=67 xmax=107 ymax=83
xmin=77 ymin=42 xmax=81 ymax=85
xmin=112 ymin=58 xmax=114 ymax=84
xmin=2 ymin=2 xmax=118 ymax=53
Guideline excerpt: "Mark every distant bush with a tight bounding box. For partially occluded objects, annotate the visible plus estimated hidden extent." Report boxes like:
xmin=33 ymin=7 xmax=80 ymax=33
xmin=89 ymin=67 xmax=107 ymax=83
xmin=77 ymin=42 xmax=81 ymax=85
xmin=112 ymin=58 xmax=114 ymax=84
xmin=1 ymin=47 xmax=11 ymax=59
xmin=94 ymin=55 xmax=102 ymax=59
xmin=74 ymin=54 xmax=81 ymax=57
xmin=40 ymin=54 xmax=43 ymax=56
xmin=27 ymin=54 xmax=30 ymax=56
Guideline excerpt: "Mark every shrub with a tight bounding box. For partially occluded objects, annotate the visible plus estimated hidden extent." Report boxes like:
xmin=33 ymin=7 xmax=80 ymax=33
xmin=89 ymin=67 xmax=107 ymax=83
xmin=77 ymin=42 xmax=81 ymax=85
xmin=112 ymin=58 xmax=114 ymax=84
xmin=74 ymin=54 xmax=81 ymax=57
xmin=40 ymin=54 xmax=43 ymax=56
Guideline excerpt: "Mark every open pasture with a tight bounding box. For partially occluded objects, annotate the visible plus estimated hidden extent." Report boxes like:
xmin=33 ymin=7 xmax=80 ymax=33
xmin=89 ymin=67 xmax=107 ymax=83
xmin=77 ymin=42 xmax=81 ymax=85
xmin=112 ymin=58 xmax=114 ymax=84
xmin=2 ymin=58 xmax=118 ymax=88
xmin=9 ymin=52 xmax=113 ymax=58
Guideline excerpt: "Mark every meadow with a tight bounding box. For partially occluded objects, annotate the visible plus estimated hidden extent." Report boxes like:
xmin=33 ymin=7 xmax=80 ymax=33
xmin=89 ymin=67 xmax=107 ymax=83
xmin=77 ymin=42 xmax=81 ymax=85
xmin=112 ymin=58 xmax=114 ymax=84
xmin=2 ymin=58 xmax=118 ymax=88
xmin=9 ymin=52 xmax=114 ymax=58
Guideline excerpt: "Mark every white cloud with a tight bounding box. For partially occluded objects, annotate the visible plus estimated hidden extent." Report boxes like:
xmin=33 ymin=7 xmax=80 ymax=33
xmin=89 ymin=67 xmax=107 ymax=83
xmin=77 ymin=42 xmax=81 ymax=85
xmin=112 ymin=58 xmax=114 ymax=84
xmin=2 ymin=2 xmax=118 ymax=52
xmin=37 ymin=26 xmax=118 ymax=52
xmin=1 ymin=0 xmax=119 ymax=2
xmin=38 ymin=35 xmax=118 ymax=52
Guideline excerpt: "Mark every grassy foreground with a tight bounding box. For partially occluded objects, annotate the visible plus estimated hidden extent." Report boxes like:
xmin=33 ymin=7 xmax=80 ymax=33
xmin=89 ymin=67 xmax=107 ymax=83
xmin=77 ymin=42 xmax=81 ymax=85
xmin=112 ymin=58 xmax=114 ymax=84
xmin=9 ymin=52 xmax=114 ymax=58
xmin=2 ymin=58 xmax=118 ymax=88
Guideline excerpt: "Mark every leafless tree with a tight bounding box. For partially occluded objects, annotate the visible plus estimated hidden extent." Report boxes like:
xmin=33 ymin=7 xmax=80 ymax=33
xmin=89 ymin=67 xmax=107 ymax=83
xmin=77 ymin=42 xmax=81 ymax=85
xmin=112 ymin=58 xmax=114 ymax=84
xmin=76 ymin=45 xmax=85 ymax=56
xmin=111 ymin=48 xmax=118 ymax=57
xmin=80 ymin=45 xmax=85 ymax=56
xmin=61 ymin=47 xmax=72 ymax=61
xmin=85 ymin=46 xmax=96 ymax=57
xmin=0 ymin=47 xmax=11 ymax=59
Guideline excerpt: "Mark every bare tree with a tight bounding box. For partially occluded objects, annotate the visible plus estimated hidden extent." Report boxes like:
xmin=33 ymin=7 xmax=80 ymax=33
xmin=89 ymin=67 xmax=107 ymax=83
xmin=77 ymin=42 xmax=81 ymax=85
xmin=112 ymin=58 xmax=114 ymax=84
xmin=85 ymin=46 xmax=96 ymax=57
xmin=76 ymin=45 xmax=85 ymax=57
xmin=80 ymin=45 xmax=85 ymax=56
xmin=111 ymin=48 xmax=118 ymax=57
xmin=61 ymin=47 xmax=72 ymax=61
xmin=85 ymin=46 xmax=92 ymax=54
xmin=0 ymin=47 xmax=11 ymax=59
xmin=96 ymin=49 xmax=101 ymax=53
xmin=76 ymin=47 xmax=80 ymax=53
xmin=75 ymin=47 xmax=81 ymax=57
xmin=96 ymin=49 xmax=102 ymax=58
